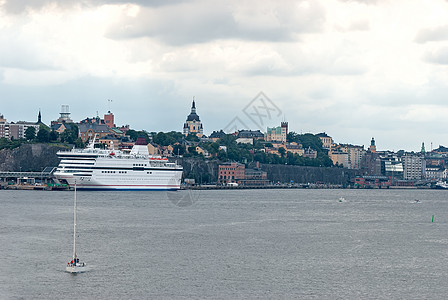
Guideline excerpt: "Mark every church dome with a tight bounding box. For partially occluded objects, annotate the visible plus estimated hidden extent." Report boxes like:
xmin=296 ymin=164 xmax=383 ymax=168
xmin=187 ymin=112 xmax=200 ymax=122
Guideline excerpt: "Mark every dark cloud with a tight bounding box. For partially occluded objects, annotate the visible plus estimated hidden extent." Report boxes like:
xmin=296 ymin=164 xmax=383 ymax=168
xmin=106 ymin=1 xmax=326 ymax=45
xmin=415 ymin=25 xmax=448 ymax=43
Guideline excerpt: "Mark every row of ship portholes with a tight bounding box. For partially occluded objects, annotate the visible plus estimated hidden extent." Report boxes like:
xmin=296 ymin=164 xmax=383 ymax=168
xmin=100 ymin=170 xmax=153 ymax=174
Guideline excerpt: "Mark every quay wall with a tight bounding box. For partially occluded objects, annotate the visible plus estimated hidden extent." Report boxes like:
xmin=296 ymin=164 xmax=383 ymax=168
xmin=259 ymin=164 xmax=357 ymax=185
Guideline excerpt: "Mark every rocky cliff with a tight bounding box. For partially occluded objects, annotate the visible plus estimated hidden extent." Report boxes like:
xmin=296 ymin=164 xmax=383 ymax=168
xmin=0 ymin=143 xmax=69 ymax=171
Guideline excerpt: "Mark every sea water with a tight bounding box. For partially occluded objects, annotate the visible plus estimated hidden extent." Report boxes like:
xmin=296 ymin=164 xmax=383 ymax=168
xmin=1 ymin=189 xmax=447 ymax=299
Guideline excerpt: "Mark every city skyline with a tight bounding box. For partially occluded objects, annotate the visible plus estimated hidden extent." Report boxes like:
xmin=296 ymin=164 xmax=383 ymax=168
xmin=1 ymin=0 xmax=448 ymax=151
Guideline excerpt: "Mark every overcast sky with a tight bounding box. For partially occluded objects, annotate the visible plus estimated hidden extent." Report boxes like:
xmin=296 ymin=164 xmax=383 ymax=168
xmin=1 ymin=0 xmax=448 ymax=151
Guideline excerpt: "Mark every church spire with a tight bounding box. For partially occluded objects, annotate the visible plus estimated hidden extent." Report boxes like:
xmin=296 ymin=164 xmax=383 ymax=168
xmin=191 ymin=97 xmax=196 ymax=114
xmin=37 ymin=109 xmax=42 ymax=124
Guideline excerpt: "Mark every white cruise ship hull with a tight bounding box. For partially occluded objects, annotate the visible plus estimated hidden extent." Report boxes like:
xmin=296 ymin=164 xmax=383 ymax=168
xmin=55 ymin=170 xmax=182 ymax=190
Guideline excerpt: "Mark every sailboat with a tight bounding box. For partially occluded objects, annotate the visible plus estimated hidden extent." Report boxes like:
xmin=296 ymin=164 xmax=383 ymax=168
xmin=66 ymin=182 xmax=87 ymax=273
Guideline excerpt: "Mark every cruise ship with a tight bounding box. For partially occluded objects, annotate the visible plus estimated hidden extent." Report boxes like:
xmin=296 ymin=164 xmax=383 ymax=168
xmin=53 ymin=138 xmax=183 ymax=190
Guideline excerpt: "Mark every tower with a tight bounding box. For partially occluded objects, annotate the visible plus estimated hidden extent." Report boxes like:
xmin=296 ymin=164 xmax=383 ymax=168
xmin=183 ymin=98 xmax=203 ymax=137
xmin=104 ymin=111 xmax=115 ymax=128
xmin=369 ymin=137 xmax=376 ymax=153
xmin=37 ymin=109 xmax=42 ymax=124
xmin=281 ymin=122 xmax=288 ymax=143
xmin=57 ymin=105 xmax=73 ymax=123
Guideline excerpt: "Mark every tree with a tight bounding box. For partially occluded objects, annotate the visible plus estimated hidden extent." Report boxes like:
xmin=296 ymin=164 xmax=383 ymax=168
xmin=172 ymin=144 xmax=186 ymax=156
xmin=36 ymin=129 xmax=50 ymax=143
xmin=74 ymin=138 xmax=84 ymax=148
xmin=60 ymin=125 xmax=79 ymax=144
xmin=188 ymin=146 xmax=197 ymax=155
xmin=25 ymin=127 xmax=36 ymax=141
xmin=126 ymin=129 xmax=149 ymax=143
xmin=278 ymin=147 xmax=286 ymax=158
xmin=219 ymin=134 xmax=237 ymax=147
xmin=49 ymin=130 xmax=59 ymax=142
xmin=185 ymin=133 xmax=199 ymax=142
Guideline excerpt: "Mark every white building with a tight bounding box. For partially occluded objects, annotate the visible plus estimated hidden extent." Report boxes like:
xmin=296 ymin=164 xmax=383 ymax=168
xmin=403 ymin=154 xmax=424 ymax=180
xmin=424 ymin=167 xmax=447 ymax=181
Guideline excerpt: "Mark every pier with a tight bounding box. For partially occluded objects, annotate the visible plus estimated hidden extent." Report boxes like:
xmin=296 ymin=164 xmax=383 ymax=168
xmin=0 ymin=167 xmax=57 ymax=189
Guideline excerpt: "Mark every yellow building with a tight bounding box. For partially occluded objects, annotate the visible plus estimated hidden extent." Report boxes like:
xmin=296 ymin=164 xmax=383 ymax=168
xmin=316 ymin=132 xmax=333 ymax=150
xmin=335 ymin=144 xmax=365 ymax=169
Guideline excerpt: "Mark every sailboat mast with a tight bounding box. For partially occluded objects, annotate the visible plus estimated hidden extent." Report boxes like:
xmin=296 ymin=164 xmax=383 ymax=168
xmin=73 ymin=182 xmax=77 ymax=262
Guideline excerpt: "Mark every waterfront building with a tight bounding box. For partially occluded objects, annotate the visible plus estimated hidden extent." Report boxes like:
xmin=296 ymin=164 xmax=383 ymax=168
xmin=303 ymin=147 xmax=318 ymax=159
xmin=285 ymin=143 xmax=303 ymax=155
xmin=147 ymin=142 xmax=162 ymax=155
xmin=265 ymin=122 xmax=288 ymax=143
xmin=218 ymin=162 xmax=245 ymax=184
xmin=209 ymin=130 xmax=225 ymax=142
xmin=337 ymin=144 xmax=365 ymax=169
xmin=329 ymin=150 xmax=349 ymax=168
xmin=239 ymin=168 xmax=269 ymax=186
xmin=195 ymin=146 xmax=209 ymax=157
xmin=432 ymin=145 xmax=448 ymax=155
xmin=424 ymin=166 xmax=447 ymax=181
xmin=236 ymin=138 xmax=253 ymax=145
xmin=360 ymin=152 xmax=381 ymax=176
xmin=0 ymin=113 xmax=41 ymax=140
xmin=403 ymin=154 xmax=424 ymax=180
xmin=0 ymin=114 xmax=9 ymax=139
xmin=183 ymin=99 xmax=203 ymax=137
xmin=237 ymin=130 xmax=264 ymax=140
xmin=316 ymin=132 xmax=333 ymax=150
xmin=98 ymin=134 xmax=119 ymax=150
xmin=79 ymin=123 xmax=111 ymax=143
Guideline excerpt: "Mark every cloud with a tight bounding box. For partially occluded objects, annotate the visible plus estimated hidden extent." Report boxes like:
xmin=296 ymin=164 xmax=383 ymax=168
xmin=335 ymin=19 xmax=370 ymax=32
xmin=0 ymin=26 xmax=59 ymax=71
xmin=0 ymin=0 xmax=184 ymax=14
xmin=424 ymin=47 xmax=448 ymax=65
xmin=106 ymin=0 xmax=326 ymax=45
xmin=337 ymin=0 xmax=380 ymax=4
xmin=415 ymin=25 xmax=448 ymax=43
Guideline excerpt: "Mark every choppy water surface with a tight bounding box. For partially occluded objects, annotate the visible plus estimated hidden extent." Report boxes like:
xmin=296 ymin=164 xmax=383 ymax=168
xmin=1 ymin=189 xmax=448 ymax=299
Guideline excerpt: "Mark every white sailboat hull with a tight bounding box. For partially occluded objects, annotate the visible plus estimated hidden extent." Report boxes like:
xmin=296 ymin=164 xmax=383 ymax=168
xmin=66 ymin=264 xmax=88 ymax=273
